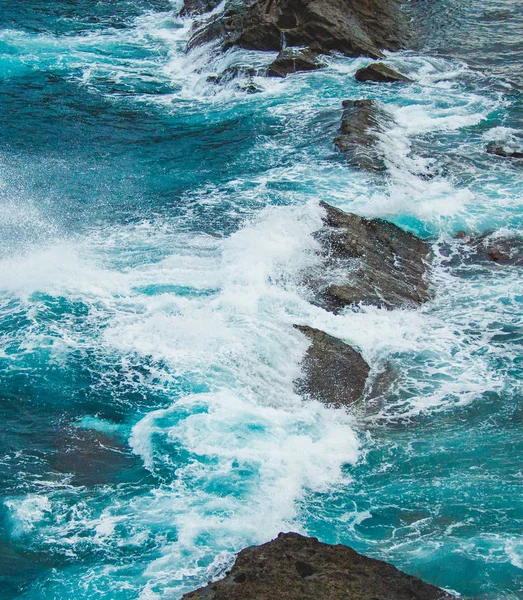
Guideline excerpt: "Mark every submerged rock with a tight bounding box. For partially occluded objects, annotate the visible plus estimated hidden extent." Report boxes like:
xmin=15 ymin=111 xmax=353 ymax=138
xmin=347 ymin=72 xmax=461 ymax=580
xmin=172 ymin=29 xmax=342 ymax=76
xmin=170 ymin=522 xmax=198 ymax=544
xmin=333 ymin=99 xmax=394 ymax=171
xmin=182 ymin=532 xmax=455 ymax=600
xmin=486 ymin=141 xmax=523 ymax=159
xmin=187 ymin=0 xmax=409 ymax=58
xmin=310 ymin=201 xmax=431 ymax=312
xmin=355 ymin=62 xmax=412 ymax=83
xmin=454 ymin=231 xmax=523 ymax=266
xmin=294 ymin=325 xmax=369 ymax=407
xmin=267 ymin=48 xmax=324 ymax=77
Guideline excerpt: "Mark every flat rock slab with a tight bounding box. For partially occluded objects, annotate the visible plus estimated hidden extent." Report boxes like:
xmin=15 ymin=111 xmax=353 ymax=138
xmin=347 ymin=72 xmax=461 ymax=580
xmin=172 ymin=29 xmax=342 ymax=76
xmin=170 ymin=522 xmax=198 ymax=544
xmin=333 ymin=99 xmax=394 ymax=171
xmin=188 ymin=0 xmax=409 ymax=58
xmin=294 ymin=325 xmax=370 ymax=407
xmin=267 ymin=48 xmax=324 ymax=77
xmin=355 ymin=62 xmax=412 ymax=83
xmin=182 ymin=532 xmax=455 ymax=600
xmin=311 ymin=201 xmax=431 ymax=312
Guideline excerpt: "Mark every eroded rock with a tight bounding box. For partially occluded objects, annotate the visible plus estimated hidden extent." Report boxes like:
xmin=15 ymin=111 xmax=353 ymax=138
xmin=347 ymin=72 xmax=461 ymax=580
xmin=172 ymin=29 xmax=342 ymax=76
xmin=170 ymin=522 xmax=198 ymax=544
xmin=187 ymin=0 xmax=409 ymax=58
xmin=294 ymin=325 xmax=369 ymax=407
xmin=333 ymin=99 xmax=394 ymax=171
xmin=310 ymin=201 xmax=431 ymax=312
xmin=182 ymin=532 xmax=455 ymax=600
xmin=355 ymin=62 xmax=412 ymax=83
xmin=267 ymin=47 xmax=324 ymax=77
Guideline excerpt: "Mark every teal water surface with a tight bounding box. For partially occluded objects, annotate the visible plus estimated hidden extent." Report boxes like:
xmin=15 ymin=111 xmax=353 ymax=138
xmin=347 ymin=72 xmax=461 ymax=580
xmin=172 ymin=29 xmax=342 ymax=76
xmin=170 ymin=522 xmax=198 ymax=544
xmin=0 ymin=0 xmax=522 ymax=598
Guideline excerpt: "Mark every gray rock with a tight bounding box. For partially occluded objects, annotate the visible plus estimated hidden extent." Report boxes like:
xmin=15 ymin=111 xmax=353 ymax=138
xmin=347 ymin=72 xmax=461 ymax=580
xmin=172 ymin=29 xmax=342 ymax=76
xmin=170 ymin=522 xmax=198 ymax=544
xmin=311 ymin=201 xmax=431 ymax=312
xmin=187 ymin=0 xmax=409 ymax=59
xmin=355 ymin=62 xmax=413 ymax=83
xmin=333 ymin=99 xmax=394 ymax=172
xmin=294 ymin=325 xmax=370 ymax=407
xmin=180 ymin=0 xmax=222 ymax=17
xmin=267 ymin=48 xmax=324 ymax=77
xmin=182 ymin=532 xmax=456 ymax=600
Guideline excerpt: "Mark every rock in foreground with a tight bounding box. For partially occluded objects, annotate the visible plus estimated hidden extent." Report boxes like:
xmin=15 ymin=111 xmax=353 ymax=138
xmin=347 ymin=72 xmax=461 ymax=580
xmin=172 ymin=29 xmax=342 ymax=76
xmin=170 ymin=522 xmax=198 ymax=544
xmin=355 ymin=62 xmax=412 ymax=83
xmin=188 ymin=0 xmax=409 ymax=58
xmin=294 ymin=325 xmax=369 ymax=407
xmin=267 ymin=48 xmax=324 ymax=77
xmin=312 ymin=201 xmax=431 ymax=312
xmin=182 ymin=532 xmax=455 ymax=600
xmin=333 ymin=99 xmax=394 ymax=171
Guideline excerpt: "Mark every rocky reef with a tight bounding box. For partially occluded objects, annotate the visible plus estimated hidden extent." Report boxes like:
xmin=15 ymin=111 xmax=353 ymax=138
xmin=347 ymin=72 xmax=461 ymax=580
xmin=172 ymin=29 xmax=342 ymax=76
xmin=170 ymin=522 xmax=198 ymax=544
xmin=182 ymin=532 xmax=455 ymax=600
xmin=310 ymin=201 xmax=431 ymax=312
xmin=333 ymin=99 xmax=394 ymax=171
xmin=294 ymin=325 xmax=369 ymax=407
xmin=187 ymin=0 xmax=409 ymax=58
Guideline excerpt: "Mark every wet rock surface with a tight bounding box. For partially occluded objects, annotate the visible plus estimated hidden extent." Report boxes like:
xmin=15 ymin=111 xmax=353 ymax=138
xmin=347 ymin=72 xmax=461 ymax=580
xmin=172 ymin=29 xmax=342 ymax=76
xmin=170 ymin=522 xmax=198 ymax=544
xmin=180 ymin=0 xmax=222 ymax=16
xmin=267 ymin=48 xmax=324 ymax=77
xmin=333 ymin=99 xmax=394 ymax=171
xmin=182 ymin=532 xmax=455 ymax=600
xmin=187 ymin=0 xmax=409 ymax=58
xmin=311 ymin=201 xmax=432 ymax=312
xmin=450 ymin=231 xmax=523 ymax=267
xmin=294 ymin=325 xmax=369 ymax=407
xmin=355 ymin=62 xmax=412 ymax=83
xmin=486 ymin=141 xmax=523 ymax=159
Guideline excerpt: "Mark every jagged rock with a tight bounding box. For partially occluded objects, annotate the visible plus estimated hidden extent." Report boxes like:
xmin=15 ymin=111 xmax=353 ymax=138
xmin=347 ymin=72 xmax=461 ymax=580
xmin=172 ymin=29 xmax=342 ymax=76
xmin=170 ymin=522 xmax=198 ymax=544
xmin=310 ymin=201 xmax=431 ymax=312
xmin=267 ymin=47 xmax=324 ymax=77
xmin=294 ymin=325 xmax=369 ymax=407
xmin=180 ymin=0 xmax=221 ymax=17
xmin=182 ymin=532 xmax=455 ymax=600
xmin=454 ymin=231 xmax=523 ymax=266
xmin=333 ymin=99 xmax=394 ymax=171
xmin=355 ymin=62 xmax=412 ymax=83
xmin=486 ymin=141 xmax=523 ymax=159
xmin=187 ymin=0 xmax=409 ymax=59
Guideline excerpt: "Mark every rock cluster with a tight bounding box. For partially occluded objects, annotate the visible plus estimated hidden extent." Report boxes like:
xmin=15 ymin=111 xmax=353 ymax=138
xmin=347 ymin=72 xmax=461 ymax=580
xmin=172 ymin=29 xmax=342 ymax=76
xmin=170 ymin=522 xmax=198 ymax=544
xmin=182 ymin=532 xmax=455 ymax=600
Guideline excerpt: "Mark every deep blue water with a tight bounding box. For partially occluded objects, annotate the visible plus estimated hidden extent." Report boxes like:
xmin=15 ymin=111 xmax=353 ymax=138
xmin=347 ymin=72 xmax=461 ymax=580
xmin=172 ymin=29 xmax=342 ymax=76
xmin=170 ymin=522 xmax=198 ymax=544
xmin=0 ymin=0 xmax=522 ymax=598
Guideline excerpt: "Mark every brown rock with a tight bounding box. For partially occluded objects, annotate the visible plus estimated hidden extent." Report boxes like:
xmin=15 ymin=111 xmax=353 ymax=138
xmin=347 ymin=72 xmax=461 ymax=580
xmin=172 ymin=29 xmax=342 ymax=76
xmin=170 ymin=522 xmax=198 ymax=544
xmin=187 ymin=0 xmax=409 ymax=59
xmin=355 ymin=62 xmax=412 ymax=83
xmin=311 ymin=201 xmax=432 ymax=312
xmin=182 ymin=532 xmax=455 ymax=600
xmin=267 ymin=47 xmax=324 ymax=77
xmin=294 ymin=325 xmax=370 ymax=407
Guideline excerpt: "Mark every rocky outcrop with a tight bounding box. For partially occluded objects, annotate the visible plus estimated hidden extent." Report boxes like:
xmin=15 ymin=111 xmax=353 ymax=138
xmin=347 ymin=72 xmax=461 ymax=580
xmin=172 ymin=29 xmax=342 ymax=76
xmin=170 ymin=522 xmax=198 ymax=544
xmin=267 ymin=47 xmax=324 ymax=77
xmin=333 ymin=99 xmax=394 ymax=172
xmin=180 ymin=0 xmax=222 ymax=16
xmin=294 ymin=325 xmax=369 ymax=407
xmin=182 ymin=532 xmax=455 ymax=600
xmin=454 ymin=231 xmax=523 ymax=266
xmin=487 ymin=141 xmax=523 ymax=159
xmin=187 ymin=0 xmax=409 ymax=58
xmin=355 ymin=62 xmax=412 ymax=83
xmin=310 ymin=201 xmax=431 ymax=312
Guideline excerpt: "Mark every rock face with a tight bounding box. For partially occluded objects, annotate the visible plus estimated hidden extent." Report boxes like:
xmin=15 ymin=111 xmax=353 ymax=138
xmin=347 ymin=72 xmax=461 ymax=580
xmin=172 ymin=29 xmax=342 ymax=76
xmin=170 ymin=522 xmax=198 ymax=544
xmin=312 ymin=201 xmax=431 ymax=312
xmin=487 ymin=141 xmax=523 ymax=159
xmin=187 ymin=0 xmax=409 ymax=58
xmin=267 ymin=47 xmax=324 ymax=77
xmin=355 ymin=62 xmax=412 ymax=83
xmin=333 ymin=99 xmax=394 ymax=171
xmin=294 ymin=325 xmax=369 ymax=407
xmin=182 ymin=532 xmax=455 ymax=600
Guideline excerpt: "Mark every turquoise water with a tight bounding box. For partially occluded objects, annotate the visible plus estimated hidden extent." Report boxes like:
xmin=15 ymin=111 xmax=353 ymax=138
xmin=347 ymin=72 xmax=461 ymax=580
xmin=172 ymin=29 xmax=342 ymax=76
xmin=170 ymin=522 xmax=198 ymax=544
xmin=0 ymin=0 xmax=522 ymax=598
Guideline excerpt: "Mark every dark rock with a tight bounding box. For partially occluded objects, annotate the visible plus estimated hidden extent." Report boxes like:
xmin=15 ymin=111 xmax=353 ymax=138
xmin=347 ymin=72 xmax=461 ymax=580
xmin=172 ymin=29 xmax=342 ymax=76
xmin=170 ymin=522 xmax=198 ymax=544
xmin=355 ymin=62 xmax=412 ymax=83
xmin=266 ymin=48 xmax=324 ymax=77
xmin=310 ymin=201 xmax=431 ymax=312
xmin=180 ymin=0 xmax=222 ymax=17
xmin=187 ymin=0 xmax=409 ymax=59
xmin=454 ymin=231 xmax=523 ymax=266
xmin=294 ymin=325 xmax=370 ymax=407
xmin=333 ymin=99 xmax=394 ymax=172
xmin=486 ymin=141 xmax=523 ymax=159
xmin=182 ymin=532 xmax=455 ymax=600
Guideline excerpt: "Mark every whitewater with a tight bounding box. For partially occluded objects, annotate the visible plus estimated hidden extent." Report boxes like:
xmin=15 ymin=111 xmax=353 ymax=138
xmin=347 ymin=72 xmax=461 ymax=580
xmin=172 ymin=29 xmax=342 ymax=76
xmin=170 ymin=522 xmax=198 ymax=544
xmin=0 ymin=0 xmax=522 ymax=598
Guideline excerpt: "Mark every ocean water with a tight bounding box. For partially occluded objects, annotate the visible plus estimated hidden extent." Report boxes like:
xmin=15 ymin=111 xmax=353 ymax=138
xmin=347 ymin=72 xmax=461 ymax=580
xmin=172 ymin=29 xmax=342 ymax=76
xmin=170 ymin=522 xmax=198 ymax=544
xmin=0 ymin=0 xmax=522 ymax=598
